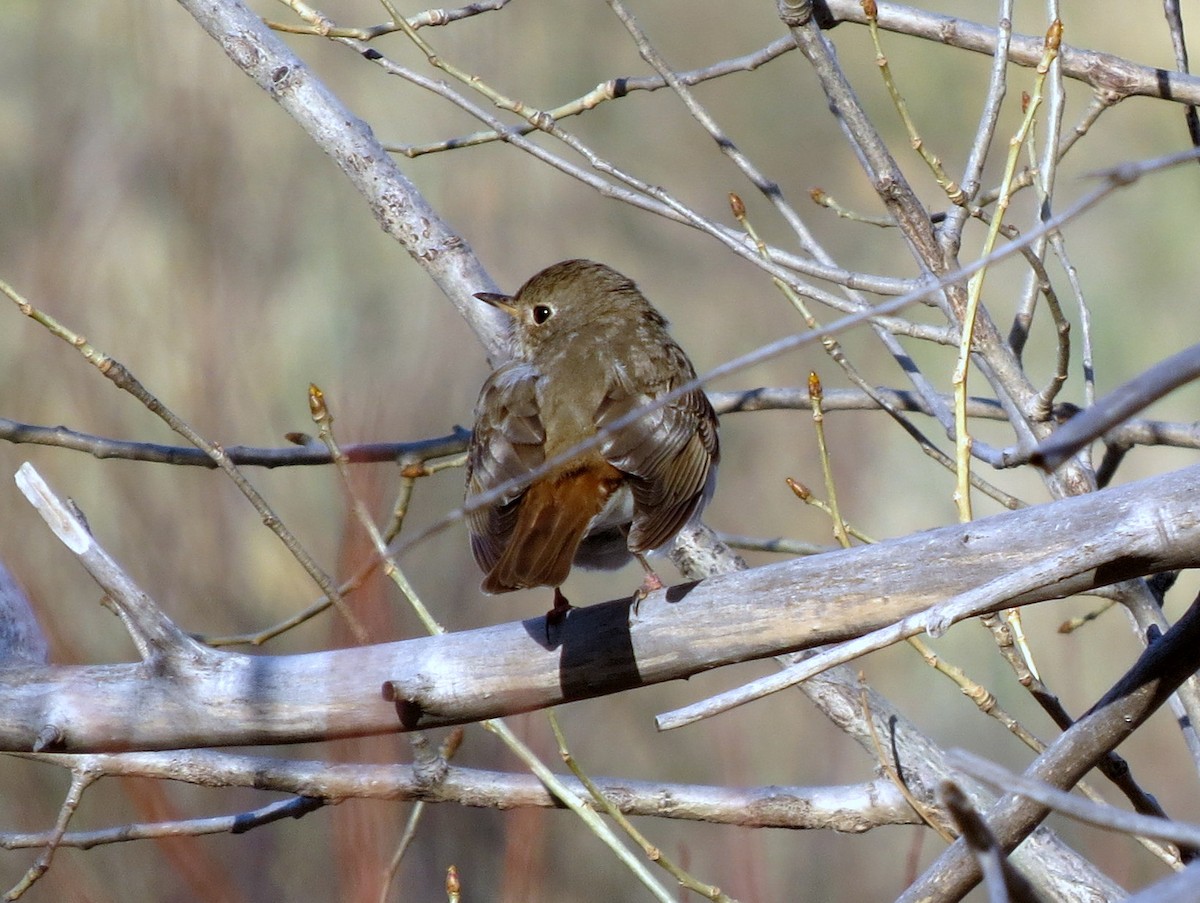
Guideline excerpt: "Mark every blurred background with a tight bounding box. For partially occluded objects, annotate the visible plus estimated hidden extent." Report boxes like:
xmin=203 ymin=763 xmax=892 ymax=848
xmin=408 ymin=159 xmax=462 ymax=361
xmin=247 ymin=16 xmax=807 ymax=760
xmin=2 ymin=1 xmax=1200 ymax=899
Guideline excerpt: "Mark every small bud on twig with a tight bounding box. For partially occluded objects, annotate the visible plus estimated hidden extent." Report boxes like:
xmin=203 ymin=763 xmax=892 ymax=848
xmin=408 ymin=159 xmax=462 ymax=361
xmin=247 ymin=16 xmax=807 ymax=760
xmin=308 ymin=383 xmax=329 ymax=425
xmin=785 ymin=477 xmax=811 ymax=501
xmin=728 ymin=192 xmax=746 ymax=220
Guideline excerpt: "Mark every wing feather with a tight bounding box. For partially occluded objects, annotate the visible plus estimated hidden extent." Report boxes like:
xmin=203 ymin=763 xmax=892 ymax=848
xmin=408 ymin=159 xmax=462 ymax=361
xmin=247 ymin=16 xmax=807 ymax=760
xmin=596 ymin=350 xmax=719 ymax=553
xmin=464 ymin=362 xmax=545 ymax=571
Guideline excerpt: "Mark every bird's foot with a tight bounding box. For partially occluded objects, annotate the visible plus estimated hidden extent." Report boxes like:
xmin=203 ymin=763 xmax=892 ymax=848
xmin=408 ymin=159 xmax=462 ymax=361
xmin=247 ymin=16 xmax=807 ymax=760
xmin=635 ymin=570 xmax=665 ymax=598
xmin=630 ymin=568 xmax=665 ymax=619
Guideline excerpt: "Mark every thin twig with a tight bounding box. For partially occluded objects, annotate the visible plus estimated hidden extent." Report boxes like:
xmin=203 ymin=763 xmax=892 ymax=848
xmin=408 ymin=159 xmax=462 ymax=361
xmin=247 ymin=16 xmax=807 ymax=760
xmin=858 ymin=679 xmax=953 ymax=842
xmin=393 ymin=36 xmax=799 ymax=157
xmin=267 ymin=0 xmax=510 ymax=38
xmin=864 ymin=0 xmax=964 ymax=203
xmin=4 ymin=766 xmax=99 ymax=900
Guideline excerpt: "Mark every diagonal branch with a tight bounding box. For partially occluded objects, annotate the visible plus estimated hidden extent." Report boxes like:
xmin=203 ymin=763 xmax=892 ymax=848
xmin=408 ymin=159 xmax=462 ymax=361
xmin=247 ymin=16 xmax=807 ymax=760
xmin=14 ymin=464 xmax=211 ymax=671
xmin=902 ymin=588 xmax=1200 ymax=902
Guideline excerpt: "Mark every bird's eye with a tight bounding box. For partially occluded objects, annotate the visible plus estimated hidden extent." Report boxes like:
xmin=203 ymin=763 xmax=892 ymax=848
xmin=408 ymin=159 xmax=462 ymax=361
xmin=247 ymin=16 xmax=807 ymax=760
xmin=532 ymin=305 xmax=553 ymax=324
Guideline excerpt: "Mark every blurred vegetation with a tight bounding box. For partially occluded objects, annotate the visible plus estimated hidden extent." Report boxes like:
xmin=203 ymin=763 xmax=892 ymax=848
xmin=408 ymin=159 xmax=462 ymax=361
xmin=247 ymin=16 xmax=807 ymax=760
xmin=2 ymin=1 xmax=1200 ymax=900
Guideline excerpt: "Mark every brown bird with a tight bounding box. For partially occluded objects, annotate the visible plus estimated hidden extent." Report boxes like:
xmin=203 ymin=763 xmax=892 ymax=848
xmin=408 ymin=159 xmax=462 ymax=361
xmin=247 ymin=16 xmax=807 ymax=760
xmin=465 ymin=259 xmax=719 ymax=618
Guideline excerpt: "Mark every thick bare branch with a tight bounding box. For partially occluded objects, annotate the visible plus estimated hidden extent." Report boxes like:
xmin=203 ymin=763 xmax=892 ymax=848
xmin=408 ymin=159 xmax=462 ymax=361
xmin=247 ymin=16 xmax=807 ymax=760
xmin=0 ymin=463 xmax=1197 ymax=752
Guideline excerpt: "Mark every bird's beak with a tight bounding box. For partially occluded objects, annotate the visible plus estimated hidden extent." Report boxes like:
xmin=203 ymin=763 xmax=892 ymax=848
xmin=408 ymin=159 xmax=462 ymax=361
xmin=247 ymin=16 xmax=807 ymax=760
xmin=474 ymin=292 xmax=518 ymax=318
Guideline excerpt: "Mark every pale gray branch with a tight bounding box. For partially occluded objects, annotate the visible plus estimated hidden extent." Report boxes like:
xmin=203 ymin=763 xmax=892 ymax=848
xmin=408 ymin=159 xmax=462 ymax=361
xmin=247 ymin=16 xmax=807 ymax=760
xmin=823 ymin=0 xmax=1200 ymax=105
xmin=5 ymin=749 xmax=918 ymax=837
xmin=1 ymin=463 xmax=1198 ymax=752
xmin=658 ymin=534 xmax=1125 ymax=729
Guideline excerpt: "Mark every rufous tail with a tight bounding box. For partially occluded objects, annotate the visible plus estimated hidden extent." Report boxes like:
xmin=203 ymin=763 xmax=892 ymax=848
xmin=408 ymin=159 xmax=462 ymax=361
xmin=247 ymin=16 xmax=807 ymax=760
xmin=483 ymin=465 xmax=622 ymax=593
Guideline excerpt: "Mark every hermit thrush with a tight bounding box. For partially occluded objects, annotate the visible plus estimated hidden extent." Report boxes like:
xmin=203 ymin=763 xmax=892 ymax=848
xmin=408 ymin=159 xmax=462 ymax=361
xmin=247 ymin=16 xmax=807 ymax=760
xmin=465 ymin=259 xmax=719 ymax=616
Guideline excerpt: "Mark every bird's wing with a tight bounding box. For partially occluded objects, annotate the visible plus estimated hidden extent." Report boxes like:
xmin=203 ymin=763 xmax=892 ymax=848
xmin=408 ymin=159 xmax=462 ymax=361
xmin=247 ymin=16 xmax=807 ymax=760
xmin=465 ymin=362 xmax=545 ymax=571
xmin=595 ymin=349 xmax=720 ymax=553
